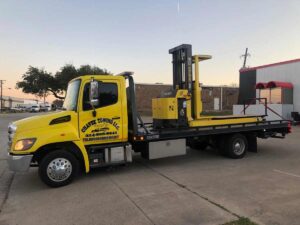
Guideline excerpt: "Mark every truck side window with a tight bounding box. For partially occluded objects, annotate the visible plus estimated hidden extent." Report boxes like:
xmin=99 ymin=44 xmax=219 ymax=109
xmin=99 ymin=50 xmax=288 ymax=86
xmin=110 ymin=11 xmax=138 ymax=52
xmin=83 ymin=82 xmax=118 ymax=111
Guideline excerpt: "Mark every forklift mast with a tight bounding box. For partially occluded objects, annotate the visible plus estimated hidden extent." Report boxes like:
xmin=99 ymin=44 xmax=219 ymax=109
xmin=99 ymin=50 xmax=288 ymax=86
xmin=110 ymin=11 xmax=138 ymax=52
xmin=169 ymin=44 xmax=193 ymax=94
xmin=152 ymin=44 xmax=212 ymax=128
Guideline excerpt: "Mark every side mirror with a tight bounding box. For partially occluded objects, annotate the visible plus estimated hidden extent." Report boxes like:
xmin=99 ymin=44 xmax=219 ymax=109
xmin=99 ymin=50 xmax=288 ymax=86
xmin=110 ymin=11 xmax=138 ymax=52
xmin=89 ymin=79 xmax=99 ymax=106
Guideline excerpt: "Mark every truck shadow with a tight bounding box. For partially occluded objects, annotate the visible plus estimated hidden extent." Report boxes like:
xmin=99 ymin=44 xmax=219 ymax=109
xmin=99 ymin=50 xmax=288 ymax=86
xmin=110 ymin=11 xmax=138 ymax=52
xmin=13 ymin=141 xmax=290 ymax=193
xmin=79 ymin=140 xmax=292 ymax=183
xmin=78 ymin=148 xmax=241 ymax=182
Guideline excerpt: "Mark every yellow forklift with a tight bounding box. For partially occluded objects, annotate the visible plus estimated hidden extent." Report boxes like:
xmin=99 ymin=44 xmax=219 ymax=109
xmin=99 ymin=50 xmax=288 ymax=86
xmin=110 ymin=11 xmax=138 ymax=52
xmin=152 ymin=44 xmax=260 ymax=129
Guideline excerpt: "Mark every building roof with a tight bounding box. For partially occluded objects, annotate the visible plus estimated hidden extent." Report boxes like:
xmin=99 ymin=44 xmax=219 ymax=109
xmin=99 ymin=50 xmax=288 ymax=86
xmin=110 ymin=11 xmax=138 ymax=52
xmin=255 ymin=82 xmax=267 ymax=89
xmin=266 ymin=81 xmax=293 ymax=89
xmin=240 ymin=58 xmax=300 ymax=72
xmin=255 ymin=81 xmax=293 ymax=89
xmin=2 ymin=96 xmax=26 ymax=102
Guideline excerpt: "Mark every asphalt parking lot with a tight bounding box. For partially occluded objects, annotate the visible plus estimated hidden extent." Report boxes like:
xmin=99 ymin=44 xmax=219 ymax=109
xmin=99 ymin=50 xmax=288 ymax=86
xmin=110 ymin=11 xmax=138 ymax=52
xmin=0 ymin=113 xmax=300 ymax=225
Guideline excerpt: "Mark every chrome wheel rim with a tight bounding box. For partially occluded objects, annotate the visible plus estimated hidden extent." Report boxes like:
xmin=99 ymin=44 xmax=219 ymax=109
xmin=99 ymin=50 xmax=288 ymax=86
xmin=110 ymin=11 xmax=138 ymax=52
xmin=233 ymin=138 xmax=245 ymax=155
xmin=47 ymin=158 xmax=72 ymax=182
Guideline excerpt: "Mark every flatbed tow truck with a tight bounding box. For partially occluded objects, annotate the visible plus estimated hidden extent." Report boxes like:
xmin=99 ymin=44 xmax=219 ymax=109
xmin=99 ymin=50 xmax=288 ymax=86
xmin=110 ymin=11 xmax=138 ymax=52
xmin=7 ymin=44 xmax=291 ymax=187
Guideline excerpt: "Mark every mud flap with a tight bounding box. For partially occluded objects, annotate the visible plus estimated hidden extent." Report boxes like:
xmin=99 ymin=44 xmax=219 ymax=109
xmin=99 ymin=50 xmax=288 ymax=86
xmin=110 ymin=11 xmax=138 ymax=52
xmin=247 ymin=134 xmax=257 ymax=153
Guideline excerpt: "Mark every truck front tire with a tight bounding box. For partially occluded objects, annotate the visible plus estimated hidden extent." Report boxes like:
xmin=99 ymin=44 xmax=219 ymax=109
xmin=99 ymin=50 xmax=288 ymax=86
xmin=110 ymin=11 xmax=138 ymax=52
xmin=39 ymin=150 xmax=79 ymax=187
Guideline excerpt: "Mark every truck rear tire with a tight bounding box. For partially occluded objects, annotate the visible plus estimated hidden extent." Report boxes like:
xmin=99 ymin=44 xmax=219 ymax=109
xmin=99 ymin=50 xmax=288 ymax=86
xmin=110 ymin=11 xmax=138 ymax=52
xmin=38 ymin=150 xmax=79 ymax=187
xmin=225 ymin=134 xmax=248 ymax=159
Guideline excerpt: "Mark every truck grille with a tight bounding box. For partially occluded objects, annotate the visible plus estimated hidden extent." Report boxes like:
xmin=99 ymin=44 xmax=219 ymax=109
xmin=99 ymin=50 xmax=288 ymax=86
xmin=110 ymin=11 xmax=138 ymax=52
xmin=8 ymin=128 xmax=13 ymax=151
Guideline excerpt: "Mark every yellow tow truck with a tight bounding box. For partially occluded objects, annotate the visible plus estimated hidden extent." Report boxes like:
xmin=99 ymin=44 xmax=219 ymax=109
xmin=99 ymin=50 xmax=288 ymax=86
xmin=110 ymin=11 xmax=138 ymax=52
xmin=7 ymin=44 xmax=290 ymax=187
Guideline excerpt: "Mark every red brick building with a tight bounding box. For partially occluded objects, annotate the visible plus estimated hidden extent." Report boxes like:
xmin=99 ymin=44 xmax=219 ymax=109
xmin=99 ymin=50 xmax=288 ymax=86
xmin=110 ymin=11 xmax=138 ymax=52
xmin=135 ymin=83 xmax=239 ymax=115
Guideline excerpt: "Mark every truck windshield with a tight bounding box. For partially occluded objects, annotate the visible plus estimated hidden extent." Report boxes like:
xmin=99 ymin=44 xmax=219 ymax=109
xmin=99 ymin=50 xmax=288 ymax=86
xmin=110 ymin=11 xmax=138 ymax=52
xmin=62 ymin=79 xmax=81 ymax=111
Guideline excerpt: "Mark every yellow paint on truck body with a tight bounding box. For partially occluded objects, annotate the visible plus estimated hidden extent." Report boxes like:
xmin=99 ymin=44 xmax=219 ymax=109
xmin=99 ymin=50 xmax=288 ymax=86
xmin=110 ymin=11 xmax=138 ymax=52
xmin=9 ymin=75 xmax=128 ymax=173
xmin=77 ymin=76 xmax=128 ymax=145
xmin=189 ymin=115 xmax=262 ymax=127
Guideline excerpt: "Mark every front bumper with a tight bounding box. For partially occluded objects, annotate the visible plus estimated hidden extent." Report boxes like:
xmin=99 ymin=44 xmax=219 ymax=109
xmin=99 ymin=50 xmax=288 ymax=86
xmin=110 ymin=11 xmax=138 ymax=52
xmin=7 ymin=153 xmax=33 ymax=172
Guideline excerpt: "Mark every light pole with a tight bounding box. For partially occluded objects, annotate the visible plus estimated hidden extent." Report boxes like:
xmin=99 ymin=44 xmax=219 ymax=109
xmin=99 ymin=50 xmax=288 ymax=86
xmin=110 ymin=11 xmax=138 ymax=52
xmin=0 ymin=80 xmax=6 ymax=112
xmin=7 ymin=88 xmax=12 ymax=108
xmin=3 ymin=87 xmax=12 ymax=109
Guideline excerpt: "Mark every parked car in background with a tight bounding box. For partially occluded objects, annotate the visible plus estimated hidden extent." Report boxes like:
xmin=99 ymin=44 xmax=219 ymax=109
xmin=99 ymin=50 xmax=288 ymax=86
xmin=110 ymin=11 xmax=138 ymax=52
xmin=40 ymin=103 xmax=52 ymax=112
xmin=19 ymin=106 xmax=27 ymax=111
xmin=9 ymin=107 xmax=24 ymax=113
xmin=39 ymin=106 xmax=47 ymax=112
xmin=30 ymin=105 xmax=40 ymax=112
xmin=46 ymin=105 xmax=52 ymax=111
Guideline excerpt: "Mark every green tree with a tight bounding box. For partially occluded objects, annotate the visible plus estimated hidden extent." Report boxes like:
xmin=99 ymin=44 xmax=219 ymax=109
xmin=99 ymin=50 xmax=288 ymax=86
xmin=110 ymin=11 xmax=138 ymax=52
xmin=55 ymin=64 xmax=110 ymax=91
xmin=52 ymin=99 xmax=64 ymax=108
xmin=16 ymin=66 xmax=63 ymax=99
xmin=17 ymin=64 xmax=110 ymax=100
xmin=77 ymin=65 xmax=109 ymax=76
xmin=54 ymin=64 xmax=78 ymax=91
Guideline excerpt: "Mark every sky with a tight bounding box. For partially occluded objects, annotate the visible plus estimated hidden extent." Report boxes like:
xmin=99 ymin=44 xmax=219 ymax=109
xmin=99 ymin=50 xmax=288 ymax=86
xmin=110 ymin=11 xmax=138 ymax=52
xmin=1 ymin=0 xmax=300 ymax=102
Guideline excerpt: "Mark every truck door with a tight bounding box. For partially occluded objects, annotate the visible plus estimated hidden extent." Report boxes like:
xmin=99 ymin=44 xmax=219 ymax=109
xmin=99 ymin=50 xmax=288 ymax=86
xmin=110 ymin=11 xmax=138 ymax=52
xmin=78 ymin=79 xmax=123 ymax=145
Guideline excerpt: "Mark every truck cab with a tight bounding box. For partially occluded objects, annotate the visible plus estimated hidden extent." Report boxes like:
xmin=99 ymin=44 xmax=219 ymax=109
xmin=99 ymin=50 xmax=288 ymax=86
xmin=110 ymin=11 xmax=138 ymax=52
xmin=66 ymin=75 xmax=128 ymax=145
xmin=8 ymin=75 xmax=132 ymax=187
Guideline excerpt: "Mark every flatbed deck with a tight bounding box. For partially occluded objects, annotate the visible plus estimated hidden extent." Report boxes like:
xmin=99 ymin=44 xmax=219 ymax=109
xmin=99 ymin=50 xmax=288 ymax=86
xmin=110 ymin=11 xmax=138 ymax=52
xmin=132 ymin=120 xmax=290 ymax=142
xmin=197 ymin=114 xmax=262 ymax=120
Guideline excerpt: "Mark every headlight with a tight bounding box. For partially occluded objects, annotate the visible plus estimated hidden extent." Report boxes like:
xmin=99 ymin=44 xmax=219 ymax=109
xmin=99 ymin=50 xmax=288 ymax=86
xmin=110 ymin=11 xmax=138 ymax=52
xmin=14 ymin=138 xmax=36 ymax=151
xmin=8 ymin=123 xmax=17 ymax=150
xmin=8 ymin=123 xmax=17 ymax=133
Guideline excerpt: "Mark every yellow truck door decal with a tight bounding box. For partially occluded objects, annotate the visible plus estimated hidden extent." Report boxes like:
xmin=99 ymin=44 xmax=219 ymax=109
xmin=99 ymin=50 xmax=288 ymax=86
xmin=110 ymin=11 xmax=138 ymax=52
xmin=81 ymin=117 xmax=120 ymax=142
